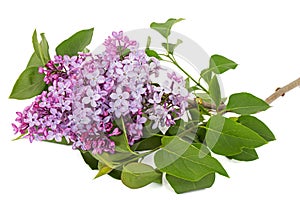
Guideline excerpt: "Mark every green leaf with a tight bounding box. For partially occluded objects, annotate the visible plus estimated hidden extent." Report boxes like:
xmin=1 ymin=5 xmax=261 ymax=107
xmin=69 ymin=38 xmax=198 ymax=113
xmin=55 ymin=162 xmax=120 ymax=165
xmin=94 ymin=162 xmax=112 ymax=179
xmin=226 ymin=92 xmax=270 ymax=114
xmin=145 ymin=49 xmax=162 ymax=60
xmin=146 ymin=36 xmax=151 ymax=49
xmin=150 ymin=18 xmax=184 ymax=39
xmin=108 ymin=168 xmax=122 ymax=180
xmin=185 ymin=78 xmax=190 ymax=89
xmin=131 ymin=135 xmax=162 ymax=151
xmin=166 ymin=173 xmax=215 ymax=194
xmin=9 ymin=67 xmax=46 ymax=100
xmin=209 ymin=75 xmax=221 ymax=108
xmin=209 ymin=54 xmax=238 ymax=74
xmin=55 ymin=28 xmax=94 ymax=56
xmin=196 ymin=126 xmax=207 ymax=143
xmin=110 ymin=132 xmax=134 ymax=153
xmin=205 ymin=115 xmax=267 ymax=156
xmin=40 ymin=33 xmax=51 ymax=62
xmin=145 ymin=36 xmax=163 ymax=59
xmin=131 ymin=125 xmax=162 ymax=151
xmin=166 ymin=119 xmax=184 ymax=136
xmin=32 ymin=30 xmax=51 ymax=65
xmin=111 ymin=117 xmax=137 ymax=153
xmin=26 ymin=52 xmax=43 ymax=69
xmin=154 ymin=136 xmax=228 ymax=181
xmin=188 ymin=108 xmax=202 ymax=121
xmin=80 ymin=150 xmax=98 ymax=170
xmin=121 ymin=163 xmax=162 ymax=189
xmin=120 ymin=48 xmax=130 ymax=58
xmin=238 ymin=115 xmax=275 ymax=141
xmin=228 ymin=148 xmax=258 ymax=161
xmin=94 ymin=151 xmax=137 ymax=169
xmin=32 ymin=29 xmax=45 ymax=64
xmin=200 ymin=68 xmax=212 ymax=84
xmin=162 ymin=39 xmax=183 ymax=54
xmin=188 ymin=86 xmax=201 ymax=93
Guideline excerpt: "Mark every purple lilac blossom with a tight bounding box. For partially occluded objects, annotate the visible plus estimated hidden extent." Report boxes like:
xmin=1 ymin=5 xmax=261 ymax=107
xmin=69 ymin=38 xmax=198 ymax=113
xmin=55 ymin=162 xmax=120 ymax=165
xmin=12 ymin=31 xmax=189 ymax=154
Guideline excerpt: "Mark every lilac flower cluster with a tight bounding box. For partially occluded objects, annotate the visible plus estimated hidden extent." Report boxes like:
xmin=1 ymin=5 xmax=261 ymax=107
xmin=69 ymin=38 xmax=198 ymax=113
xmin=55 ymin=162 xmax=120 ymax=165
xmin=39 ymin=54 xmax=86 ymax=84
xmin=146 ymin=71 xmax=189 ymax=129
xmin=12 ymin=55 xmax=85 ymax=142
xmin=12 ymin=31 xmax=190 ymax=154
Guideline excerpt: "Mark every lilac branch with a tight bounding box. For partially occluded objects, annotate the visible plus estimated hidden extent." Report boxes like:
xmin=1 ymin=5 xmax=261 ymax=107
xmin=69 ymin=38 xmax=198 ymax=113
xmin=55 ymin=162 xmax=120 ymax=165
xmin=265 ymin=77 xmax=300 ymax=104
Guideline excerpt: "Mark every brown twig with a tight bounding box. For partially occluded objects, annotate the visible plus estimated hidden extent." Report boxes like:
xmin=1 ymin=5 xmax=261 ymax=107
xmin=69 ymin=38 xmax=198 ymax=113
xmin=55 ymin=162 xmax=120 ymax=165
xmin=188 ymin=98 xmax=226 ymax=112
xmin=265 ymin=77 xmax=300 ymax=104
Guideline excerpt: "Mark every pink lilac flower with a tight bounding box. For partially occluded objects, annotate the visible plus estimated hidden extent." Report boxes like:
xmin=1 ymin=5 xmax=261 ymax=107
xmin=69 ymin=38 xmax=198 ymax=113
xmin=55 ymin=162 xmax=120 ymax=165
xmin=12 ymin=54 xmax=85 ymax=144
xmin=110 ymin=87 xmax=130 ymax=107
xmin=12 ymin=31 xmax=190 ymax=155
xmin=24 ymin=112 xmax=40 ymax=127
xmin=82 ymin=87 xmax=101 ymax=107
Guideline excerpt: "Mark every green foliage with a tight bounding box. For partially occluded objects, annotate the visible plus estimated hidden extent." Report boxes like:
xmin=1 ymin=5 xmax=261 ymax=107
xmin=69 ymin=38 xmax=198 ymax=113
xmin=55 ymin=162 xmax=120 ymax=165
xmin=201 ymin=54 xmax=237 ymax=84
xmin=209 ymin=54 xmax=238 ymax=74
xmin=108 ymin=168 xmax=122 ymax=180
xmin=40 ymin=33 xmax=51 ymax=62
xmin=56 ymin=28 xmax=94 ymax=56
xmin=154 ymin=136 xmax=228 ymax=181
xmin=165 ymin=119 xmax=184 ymax=136
xmin=205 ymin=115 xmax=267 ymax=156
xmin=32 ymin=30 xmax=50 ymax=65
xmin=150 ymin=18 xmax=184 ymax=39
xmin=110 ymin=132 xmax=135 ymax=153
xmin=10 ymin=30 xmax=50 ymax=100
xmin=201 ymin=68 xmax=212 ymax=84
xmin=131 ymin=135 xmax=162 ymax=151
xmin=166 ymin=173 xmax=215 ymax=194
xmin=94 ymin=162 xmax=112 ymax=179
xmin=9 ymin=67 xmax=46 ymax=99
xmin=11 ymin=19 xmax=276 ymax=194
xmin=121 ymin=163 xmax=162 ymax=189
xmin=209 ymin=75 xmax=221 ymax=108
xmin=228 ymin=148 xmax=258 ymax=161
xmin=145 ymin=36 xmax=162 ymax=60
xmin=226 ymin=92 xmax=270 ymax=114
xmin=26 ymin=52 xmax=43 ymax=69
xmin=162 ymin=39 xmax=182 ymax=54
xmin=145 ymin=49 xmax=162 ymax=60
xmin=238 ymin=115 xmax=275 ymax=141
xmin=80 ymin=150 xmax=99 ymax=170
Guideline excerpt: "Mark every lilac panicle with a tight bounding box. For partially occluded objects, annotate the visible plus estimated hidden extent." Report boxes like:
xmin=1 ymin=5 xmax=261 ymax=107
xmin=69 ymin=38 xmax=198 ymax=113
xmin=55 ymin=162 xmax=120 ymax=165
xmin=12 ymin=31 xmax=189 ymax=155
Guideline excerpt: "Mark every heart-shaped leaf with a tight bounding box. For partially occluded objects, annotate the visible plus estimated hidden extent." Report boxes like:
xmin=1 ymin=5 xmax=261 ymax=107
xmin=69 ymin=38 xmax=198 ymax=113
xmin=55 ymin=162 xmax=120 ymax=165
xmin=150 ymin=18 xmax=184 ymax=38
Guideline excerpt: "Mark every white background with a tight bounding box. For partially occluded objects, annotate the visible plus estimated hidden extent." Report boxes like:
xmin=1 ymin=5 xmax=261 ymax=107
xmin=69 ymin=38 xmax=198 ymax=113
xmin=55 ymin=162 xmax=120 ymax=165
xmin=1 ymin=0 xmax=300 ymax=199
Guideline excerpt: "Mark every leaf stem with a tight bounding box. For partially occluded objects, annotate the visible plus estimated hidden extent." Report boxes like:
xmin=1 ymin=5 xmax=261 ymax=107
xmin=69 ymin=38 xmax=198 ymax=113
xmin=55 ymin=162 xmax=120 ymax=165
xmin=167 ymin=54 xmax=209 ymax=93
xmin=265 ymin=77 xmax=300 ymax=104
